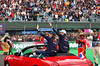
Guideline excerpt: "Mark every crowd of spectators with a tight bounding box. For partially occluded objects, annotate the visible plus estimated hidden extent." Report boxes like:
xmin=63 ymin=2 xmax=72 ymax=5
xmin=0 ymin=0 xmax=100 ymax=22
xmin=0 ymin=29 xmax=100 ymax=42
xmin=0 ymin=32 xmax=81 ymax=42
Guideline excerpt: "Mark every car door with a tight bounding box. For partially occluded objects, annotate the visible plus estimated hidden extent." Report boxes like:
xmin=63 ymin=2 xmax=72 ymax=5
xmin=7 ymin=56 xmax=17 ymax=66
xmin=13 ymin=56 xmax=39 ymax=66
xmin=21 ymin=57 xmax=48 ymax=66
xmin=10 ymin=56 xmax=23 ymax=66
xmin=18 ymin=56 xmax=34 ymax=66
xmin=8 ymin=56 xmax=22 ymax=66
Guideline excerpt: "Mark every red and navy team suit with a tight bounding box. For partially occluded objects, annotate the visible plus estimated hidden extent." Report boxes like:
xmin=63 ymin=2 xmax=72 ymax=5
xmin=52 ymin=28 xmax=69 ymax=53
xmin=37 ymin=31 xmax=58 ymax=56
xmin=76 ymin=38 xmax=86 ymax=56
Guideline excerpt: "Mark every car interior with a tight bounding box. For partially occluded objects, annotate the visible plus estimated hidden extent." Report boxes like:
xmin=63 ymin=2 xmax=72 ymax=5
xmin=14 ymin=45 xmax=75 ymax=58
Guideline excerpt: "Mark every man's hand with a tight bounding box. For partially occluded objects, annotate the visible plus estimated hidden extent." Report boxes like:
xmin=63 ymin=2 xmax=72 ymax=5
xmin=98 ymin=44 xmax=100 ymax=47
xmin=49 ymin=22 xmax=53 ymax=28
xmin=36 ymin=24 xmax=39 ymax=31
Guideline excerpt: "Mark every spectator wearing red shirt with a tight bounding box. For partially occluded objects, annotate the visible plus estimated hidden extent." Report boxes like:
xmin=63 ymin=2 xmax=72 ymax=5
xmin=35 ymin=35 xmax=40 ymax=41
xmin=11 ymin=13 xmax=14 ymax=20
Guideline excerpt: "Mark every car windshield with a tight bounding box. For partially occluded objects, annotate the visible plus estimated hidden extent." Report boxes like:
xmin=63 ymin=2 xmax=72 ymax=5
xmin=23 ymin=48 xmax=33 ymax=54
xmin=22 ymin=45 xmax=47 ymax=57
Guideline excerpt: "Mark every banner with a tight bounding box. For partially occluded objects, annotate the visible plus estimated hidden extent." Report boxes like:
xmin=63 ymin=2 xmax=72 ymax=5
xmin=0 ymin=24 xmax=5 ymax=34
xmin=69 ymin=41 xmax=92 ymax=49
xmin=84 ymin=29 xmax=89 ymax=33
xmin=40 ymin=28 xmax=53 ymax=31
xmin=0 ymin=41 xmax=93 ymax=50
xmin=12 ymin=42 xmax=44 ymax=49
xmin=22 ymin=31 xmax=38 ymax=34
xmin=13 ymin=41 xmax=92 ymax=49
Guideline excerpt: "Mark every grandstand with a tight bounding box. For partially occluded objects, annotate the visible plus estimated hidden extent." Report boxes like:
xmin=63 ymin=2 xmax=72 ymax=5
xmin=0 ymin=0 xmax=100 ymax=22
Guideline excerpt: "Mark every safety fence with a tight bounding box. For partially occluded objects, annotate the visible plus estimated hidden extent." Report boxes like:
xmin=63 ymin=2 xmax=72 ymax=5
xmin=1 ymin=22 xmax=100 ymax=30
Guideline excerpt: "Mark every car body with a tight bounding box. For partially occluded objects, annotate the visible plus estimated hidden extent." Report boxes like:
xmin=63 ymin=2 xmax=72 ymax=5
xmin=4 ymin=45 xmax=93 ymax=66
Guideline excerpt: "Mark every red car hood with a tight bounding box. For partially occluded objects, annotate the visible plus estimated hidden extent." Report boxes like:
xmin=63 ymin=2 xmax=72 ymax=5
xmin=45 ymin=56 xmax=89 ymax=66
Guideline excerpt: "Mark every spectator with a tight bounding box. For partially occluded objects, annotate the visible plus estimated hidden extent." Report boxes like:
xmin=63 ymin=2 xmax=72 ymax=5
xmin=0 ymin=0 xmax=99 ymax=22
xmin=11 ymin=12 xmax=14 ymax=20
xmin=92 ymin=29 xmax=100 ymax=66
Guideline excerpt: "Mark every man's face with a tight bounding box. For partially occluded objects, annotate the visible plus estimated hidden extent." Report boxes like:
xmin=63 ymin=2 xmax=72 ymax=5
xmin=6 ymin=39 xmax=9 ymax=41
xmin=46 ymin=34 xmax=49 ymax=36
xmin=49 ymin=34 xmax=53 ymax=37
xmin=80 ymin=35 xmax=84 ymax=39
xmin=60 ymin=32 xmax=64 ymax=35
xmin=85 ymin=32 xmax=89 ymax=35
xmin=94 ymin=31 xmax=97 ymax=35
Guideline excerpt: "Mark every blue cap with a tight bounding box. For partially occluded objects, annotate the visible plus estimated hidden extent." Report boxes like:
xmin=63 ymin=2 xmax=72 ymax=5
xmin=49 ymin=31 xmax=56 ymax=36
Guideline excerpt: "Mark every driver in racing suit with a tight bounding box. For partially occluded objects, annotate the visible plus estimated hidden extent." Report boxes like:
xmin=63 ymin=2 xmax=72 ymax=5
xmin=49 ymin=22 xmax=69 ymax=53
xmin=36 ymin=24 xmax=58 ymax=56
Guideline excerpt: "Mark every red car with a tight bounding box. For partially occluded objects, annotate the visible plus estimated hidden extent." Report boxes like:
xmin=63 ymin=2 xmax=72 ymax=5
xmin=4 ymin=45 xmax=93 ymax=66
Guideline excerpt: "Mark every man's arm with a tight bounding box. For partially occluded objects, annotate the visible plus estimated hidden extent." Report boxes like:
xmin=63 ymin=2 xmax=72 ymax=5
xmin=1 ymin=35 xmax=7 ymax=42
xmin=49 ymin=22 xmax=63 ymax=37
xmin=76 ymin=39 xmax=80 ymax=43
xmin=37 ymin=24 xmax=50 ymax=40
xmin=8 ymin=40 xmax=14 ymax=46
xmin=39 ymin=31 xmax=50 ymax=40
xmin=68 ymin=43 xmax=70 ymax=53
